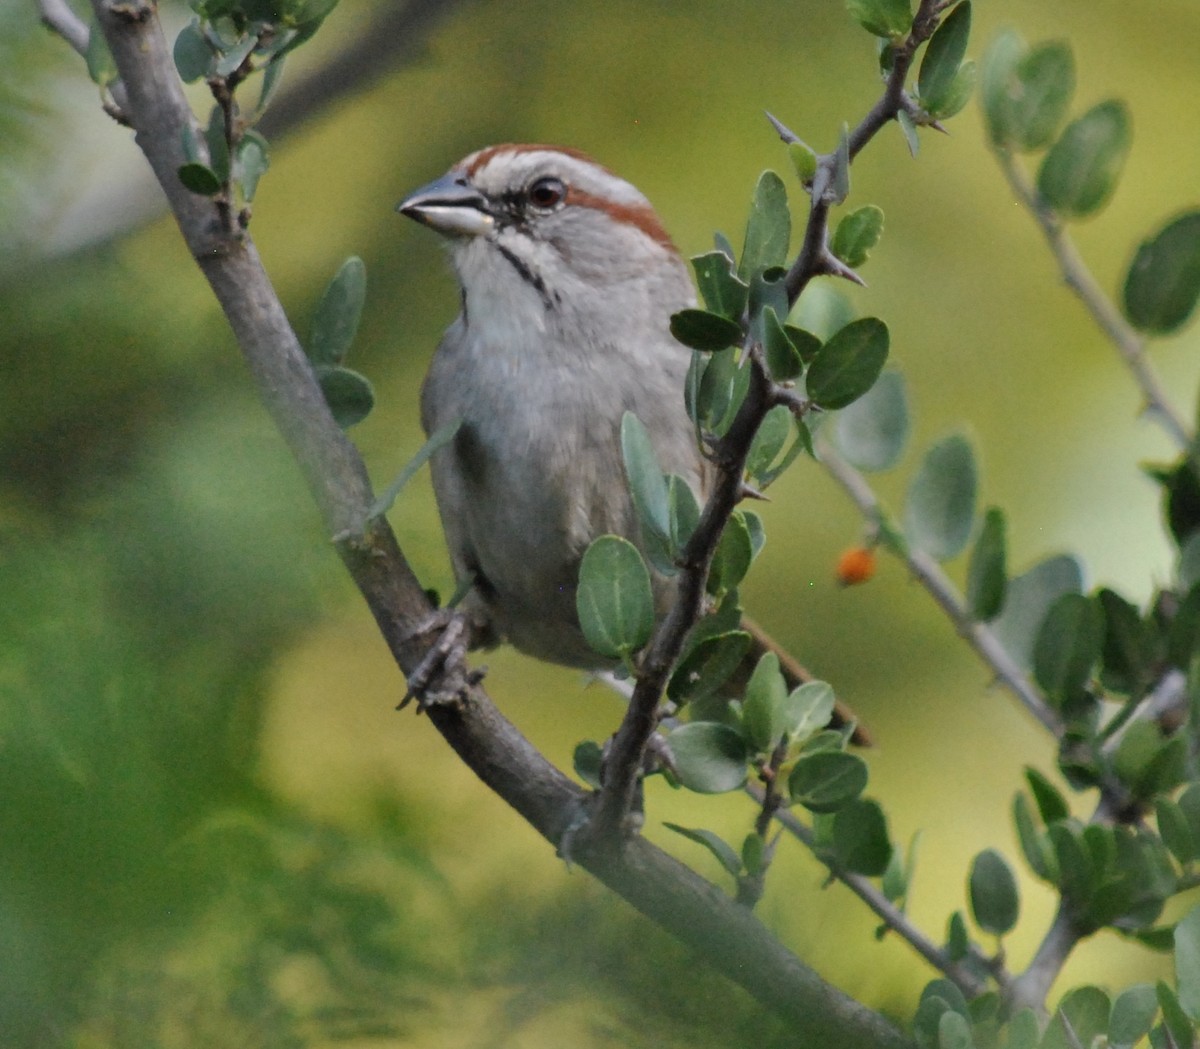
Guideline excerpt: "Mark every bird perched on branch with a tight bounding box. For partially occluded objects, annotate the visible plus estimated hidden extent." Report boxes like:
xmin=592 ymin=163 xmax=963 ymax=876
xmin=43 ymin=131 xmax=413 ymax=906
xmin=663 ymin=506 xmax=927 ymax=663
xmin=398 ymin=143 xmax=865 ymax=743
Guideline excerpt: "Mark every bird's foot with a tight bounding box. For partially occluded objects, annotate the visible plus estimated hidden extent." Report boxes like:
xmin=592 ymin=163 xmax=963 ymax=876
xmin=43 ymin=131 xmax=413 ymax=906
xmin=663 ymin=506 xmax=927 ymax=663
xmin=398 ymin=609 xmax=484 ymax=710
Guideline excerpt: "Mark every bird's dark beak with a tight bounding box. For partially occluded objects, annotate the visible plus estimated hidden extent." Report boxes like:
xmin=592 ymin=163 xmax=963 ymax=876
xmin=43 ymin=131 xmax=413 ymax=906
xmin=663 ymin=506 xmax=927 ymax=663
xmin=396 ymin=172 xmax=495 ymax=237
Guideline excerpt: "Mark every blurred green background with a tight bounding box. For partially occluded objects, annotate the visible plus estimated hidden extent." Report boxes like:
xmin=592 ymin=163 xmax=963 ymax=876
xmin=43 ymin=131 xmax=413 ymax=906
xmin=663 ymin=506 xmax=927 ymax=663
xmin=2 ymin=0 xmax=1199 ymax=1045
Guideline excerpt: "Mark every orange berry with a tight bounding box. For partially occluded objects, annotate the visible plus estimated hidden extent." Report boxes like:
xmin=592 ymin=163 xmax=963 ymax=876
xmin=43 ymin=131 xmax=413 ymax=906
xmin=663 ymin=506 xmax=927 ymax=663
xmin=836 ymin=546 xmax=877 ymax=587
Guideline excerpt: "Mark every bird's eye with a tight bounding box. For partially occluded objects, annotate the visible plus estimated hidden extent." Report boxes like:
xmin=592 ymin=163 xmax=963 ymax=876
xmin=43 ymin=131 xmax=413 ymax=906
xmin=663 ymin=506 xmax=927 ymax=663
xmin=527 ymin=176 xmax=566 ymax=210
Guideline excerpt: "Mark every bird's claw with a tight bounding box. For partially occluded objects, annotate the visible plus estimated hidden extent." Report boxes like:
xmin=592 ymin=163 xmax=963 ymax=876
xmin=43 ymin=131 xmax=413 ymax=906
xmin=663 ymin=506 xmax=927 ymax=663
xmin=398 ymin=609 xmax=482 ymax=710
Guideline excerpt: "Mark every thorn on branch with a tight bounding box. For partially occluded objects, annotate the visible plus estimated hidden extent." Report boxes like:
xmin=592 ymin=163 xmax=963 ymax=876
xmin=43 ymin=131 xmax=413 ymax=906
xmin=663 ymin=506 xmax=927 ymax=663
xmin=765 ymin=110 xmax=801 ymax=145
xmin=818 ymin=250 xmax=868 ymax=287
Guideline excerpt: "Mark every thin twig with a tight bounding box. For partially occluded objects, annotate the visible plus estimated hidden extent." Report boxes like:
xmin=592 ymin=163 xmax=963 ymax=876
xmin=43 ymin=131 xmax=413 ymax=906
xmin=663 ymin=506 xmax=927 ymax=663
xmin=39 ymin=0 xmax=90 ymax=55
xmin=993 ymin=148 xmax=1191 ymax=453
xmin=748 ymin=782 xmax=991 ymax=999
xmin=592 ymin=0 xmax=961 ymax=843
xmin=817 ymin=440 xmax=1062 ymax=735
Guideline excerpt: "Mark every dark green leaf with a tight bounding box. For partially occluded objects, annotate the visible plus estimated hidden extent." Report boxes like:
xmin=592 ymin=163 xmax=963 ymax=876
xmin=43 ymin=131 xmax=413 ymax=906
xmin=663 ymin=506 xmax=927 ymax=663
xmin=173 ymin=21 xmax=214 ymax=83
xmin=668 ymin=630 xmax=751 ymax=704
xmin=1037 ymin=100 xmax=1131 ymax=219
xmin=573 ymin=740 xmax=603 ymax=788
xmin=670 ymin=309 xmax=743 ymax=352
xmin=692 ymin=251 xmax=749 ymax=319
xmin=1024 ymin=766 xmax=1069 ymax=824
xmin=1109 ymin=984 xmax=1159 ymax=1049
xmin=1157 ymin=982 xmax=1195 ymax=1049
xmin=576 ymin=536 xmax=654 ymax=660
xmin=310 ymin=256 xmax=366 ymax=367
xmin=903 ymin=433 xmax=978 ymax=561
xmin=928 ymin=61 xmax=976 ymax=121
xmin=831 ymin=798 xmax=891 ymax=875
xmin=1179 ymin=783 xmax=1200 ymax=842
xmin=790 ymin=751 xmax=868 ymax=813
xmin=664 ymin=823 xmax=743 ymax=876
xmin=204 ymin=106 xmax=230 ymax=182
xmin=992 ymin=554 xmax=1084 ymax=671
xmin=315 ymin=364 xmax=374 ymax=429
xmin=1160 ymin=459 xmax=1200 ymax=546
xmin=831 ymin=205 xmax=885 ymax=269
xmin=1171 ymin=584 xmax=1200 ymax=669
xmin=667 ymin=722 xmax=749 ymax=794
xmin=1033 ymin=593 xmax=1103 ymax=707
xmin=1098 ymin=588 xmax=1153 ymax=694
xmin=945 ymin=911 xmax=969 ymax=959
xmin=784 ymin=324 xmax=822 ymax=365
xmin=1048 ymin=821 xmax=1094 ymax=901
xmin=917 ymin=1 xmax=972 ymax=116
xmin=695 ymin=348 xmax=751 ymax=437
xmin=831 ymin=370 xmax=909 ymax=472
xmin=1156 ymin=798 xmax=1196 ymax=867
xmin=845 ymin=0 xmax=912 ymax=39
xmin=708 ymin=512 xmax=754 ymax=597
xmin=177 ymin=162 xmax=222 ymax=196
xmin=938 ymin=1011 xmax=972 ymax=1049
xmin=762 ymin=307 xmax=802 ymax=382
xmin=742 ymin=832 xmax=766 ymax=877
xmin=969 ymin=848 xmax=1019 ymax=936
xmin=1123 ymin=211 xmax=1200 ymax=336
xmin=746 ymin=404 xmax=795 ymax=487
xmin=806 ymin=317 xmax=889 ymax=411
xmin=667 ymin=475 xmax=700 ymax=562
xmin=967 ymin=506 xmax=1007 ymax=620
xmin=739 ymin=170 xmax=790 ymax=281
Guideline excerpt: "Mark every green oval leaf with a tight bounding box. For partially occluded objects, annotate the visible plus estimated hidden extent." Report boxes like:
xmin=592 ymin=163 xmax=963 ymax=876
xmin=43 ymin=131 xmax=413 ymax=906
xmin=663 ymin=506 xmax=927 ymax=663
xmin=1045 ymin=988 xmax=1111 ymax=1049
xmin=742 ymin=652 xmax=789 ymax=753
xmin=1024 ymin=766 xmax=1069 ymax=824
xmin=309 ymin=256 xmax=366 ymax=368
xmin=1123 ymin=211 xmax=1200 ymax=336
xmin=668 ymin=630 xmax=752 ymax=704
xmin=903 ymin=433 xmax=978 ymax=561
xmin=1033 ymin=592 xmax=1103 ymax=707
xmin=1109 ymin=984 xmax=1159 ymax=1049
xmin=235 ymin=130 xmax=270 ymax=202
xmin=917 ymin=1 xmax=972 ymax=115
xmin=805 ymin=317 xmax=889 ymax=410
xmin=992 ymin=554 xmax=1084 ymax=670
xmin=177 ymin=162 xmax=222 ymax=196
xmin=708 ymin=512 xmax=754 ymax=597
xmin=781 ymin=680 xmax=837 ymax=743
xmin=691 ymin=251 xmax=749 ymax=319
xmin=620 ymin=412 xmax=671 ymax=566
xmin=926 ymin=60 xmax=976 ymax=121
xmin=173 ymin=20 xmax=215 ymax=83
xmin=762 ymin=306 xmax=802 ymax=382
xmin=831 ymin=369 xmax=909 ymax=472
xmin=1009 ymin=42 xmax=1076 ymax=151
xmin=739 ymin=170 xmax=790 ymax=281
xmin=969 ymin=848 xmax=1019 ymax=936
xmin=788 ymin=751 xmax=868 ymax=813
xmin=831 ymin=797 xmax=891 ymax=875
xmin=315 ymin=364 xmax=374 ymax=429
xmin=667 ymin=722 xmax=749 ymax=794
xmin=831 ymin=205 xmax=885 ymax=269
xmin=576 ymin=535 xmax=654 ymax=660
xmin=967 ymin=506 xmax=1007 ymax=620
xmin=979 ymin=28 xmax=1025 ymax=146
xmin=1013 ymin=792 xmax=1056 ymax=882
xmin=670 ymin=309 xmax=743 ymax=352
xmin=845 ymin=0 xmax=912 ymax=38
xmin=1037 ymin=100 xmax=1131 ymax=219
xmin=1156 ymin=798 xmax=1196 ymax=867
